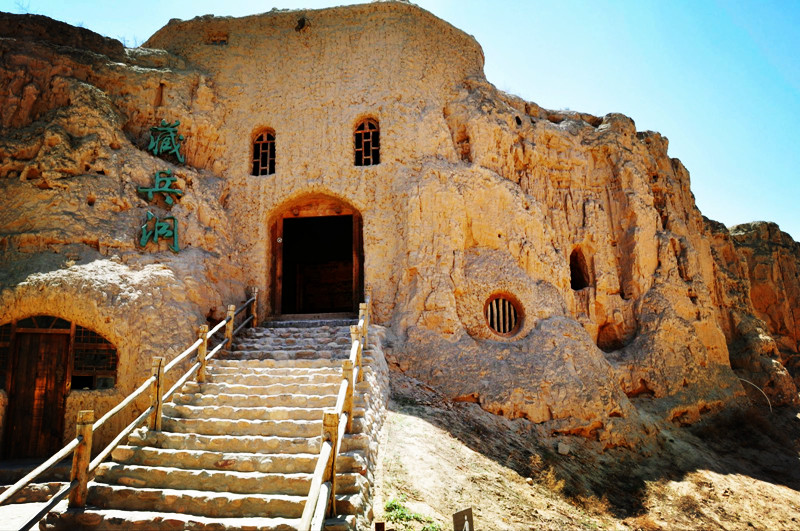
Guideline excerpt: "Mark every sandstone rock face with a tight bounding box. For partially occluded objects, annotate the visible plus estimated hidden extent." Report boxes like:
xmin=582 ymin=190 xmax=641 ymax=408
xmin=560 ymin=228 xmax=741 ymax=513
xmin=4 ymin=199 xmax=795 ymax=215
xmin=705 ymin=219 xmax=798 ymax=406
xmin=0 ymin=2 xmax=796 ymax=451
xmin=730 ymin=222 xmax=800 ymax=387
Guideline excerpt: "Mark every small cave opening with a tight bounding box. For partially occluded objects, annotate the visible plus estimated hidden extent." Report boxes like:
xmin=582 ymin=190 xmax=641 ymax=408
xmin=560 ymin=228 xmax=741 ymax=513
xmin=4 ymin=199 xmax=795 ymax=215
xmin=514 ymin=116 xmax=522 ymax=126
xmin=455 ymin=130 xmax=472 ymax=163
xmin=597 ymin=323 xmax=627 ymax=353
xmin=569 ymin=247 xmax=591 ymax=290
xmin=154 ymin=82 xmax=165 ymax=107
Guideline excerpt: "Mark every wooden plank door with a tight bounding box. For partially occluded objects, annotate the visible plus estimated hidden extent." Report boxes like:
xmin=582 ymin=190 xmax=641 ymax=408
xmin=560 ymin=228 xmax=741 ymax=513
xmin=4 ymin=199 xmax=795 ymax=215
xmin=3 ymin=332 xmax=69 ymax=458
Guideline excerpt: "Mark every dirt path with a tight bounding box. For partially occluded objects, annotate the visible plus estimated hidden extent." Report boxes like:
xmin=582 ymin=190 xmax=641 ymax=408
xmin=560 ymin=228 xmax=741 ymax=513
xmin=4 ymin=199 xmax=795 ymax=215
xmin=373 ymin=372 xmax=800 ymax=531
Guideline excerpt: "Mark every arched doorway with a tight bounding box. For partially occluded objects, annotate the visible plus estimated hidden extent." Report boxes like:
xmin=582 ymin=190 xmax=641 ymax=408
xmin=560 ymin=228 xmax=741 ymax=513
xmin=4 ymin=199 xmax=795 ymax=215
xmin=0 ymin=316 xmax=117 ymax=459
xmin=271 ymin=195 xmax=364 ymax=316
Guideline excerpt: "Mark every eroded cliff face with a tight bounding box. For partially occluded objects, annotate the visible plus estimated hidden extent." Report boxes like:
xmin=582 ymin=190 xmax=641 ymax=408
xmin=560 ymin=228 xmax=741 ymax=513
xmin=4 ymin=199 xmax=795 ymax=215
xmin=0 ymin=2 xmax=797 ymax=450
xmin=730 ymin=222 xmax=800 ymax=388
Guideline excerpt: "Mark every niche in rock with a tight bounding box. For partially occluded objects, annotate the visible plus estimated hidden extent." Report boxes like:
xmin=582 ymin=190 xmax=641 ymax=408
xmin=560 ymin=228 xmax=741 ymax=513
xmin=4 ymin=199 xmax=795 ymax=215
xmin=570 ymin=248 xmax=592 ymax=290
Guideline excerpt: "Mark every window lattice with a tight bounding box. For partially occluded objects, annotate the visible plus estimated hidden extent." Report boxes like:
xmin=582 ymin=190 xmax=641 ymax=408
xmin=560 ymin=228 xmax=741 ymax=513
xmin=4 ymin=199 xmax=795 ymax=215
xmin=73 ymin=325 xmax=117 ymax=378
xmin=485 ymin=296 xmax=521 ymax=336
xmin=252 ymin=130 xmax=276 ymax=176
xmin=355 ymin=119 xmax=380 ymax=166
xmin=0 ymin=323 xmax=11 ymax=344
xmin=17 ymin=316 xmax=70 ymax=329
xmin=0 ymin=319 xmax=117 ymax=391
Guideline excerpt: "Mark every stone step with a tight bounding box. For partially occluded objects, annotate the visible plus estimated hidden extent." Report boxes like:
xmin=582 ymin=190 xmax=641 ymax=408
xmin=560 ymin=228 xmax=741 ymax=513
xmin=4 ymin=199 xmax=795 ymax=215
xmin=164 ymin=404 xmax=344 ymax=422
xmin=95 ymin=463 xmax=363 ymax=496
xmin=161 ymin=417 xmax=321 ymax=437
xmin=208 ymin=358 xmax=343 ymax=370
xmin=171 ymin=391 xmax=345 ymax=409
xmin=256 ymin=317 xmax=358 ymax=330
xmin=218 ymin=350 xmax=343 ymax=361
xmin=164 ymin=404 xmax=365 ymax=422
xmin=160 ymin=416 xmax=366 ymax=438
xmin=87 ymin=485 xmax=365 ymax=519
xmin=232 ymin=337 xmax=347 ymax=347
xmin=43 ymin=508 xmax=300 ymax=531
xmin=87 ymin=484 xmax=306 ymax=518
xmin=181 ymin=381 xmax=341 ymax=396
xmin=128 ymin=429 xmax=369 ymax=455
xmin=205 ymin=372 xmax=342 ymax=385
xmin=207 ymin=366 xmax=341 ymax=377
xmin=110 ymin=446 xmax=366 ymax=474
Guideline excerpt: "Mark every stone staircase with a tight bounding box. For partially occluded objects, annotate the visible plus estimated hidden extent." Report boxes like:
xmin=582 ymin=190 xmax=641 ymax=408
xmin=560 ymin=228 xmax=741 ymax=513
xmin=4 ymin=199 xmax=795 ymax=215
xmin=44 ymin=322 xmax=388 ymax=530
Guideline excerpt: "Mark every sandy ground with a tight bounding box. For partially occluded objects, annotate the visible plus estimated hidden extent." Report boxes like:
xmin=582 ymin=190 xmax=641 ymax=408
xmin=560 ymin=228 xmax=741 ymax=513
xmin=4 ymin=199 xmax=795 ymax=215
xmin=373 ymin=371 xmax=800 ymax=531
xmin=0 ymin=499 xmax=67 ymax=530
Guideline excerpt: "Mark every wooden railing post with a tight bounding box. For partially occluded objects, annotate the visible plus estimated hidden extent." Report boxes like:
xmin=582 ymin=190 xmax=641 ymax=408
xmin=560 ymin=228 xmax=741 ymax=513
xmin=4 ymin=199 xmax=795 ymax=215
xmin=322 ymin=411 xmax=339 ymax=517
xmin=68 ymin=410 xmax=94 ymax=508
xmin=197 ymin=324 xmax=209 ymax=383
xmin=250 ymin=287 xmax=259 ymax=328
xmin=342 ymin=359 xmax=354 ymax=433
xmin=224 ymin=304 xmax=236 ymax=349
xmin=350 ymin=325 xmax=363 ymax=383
xmin=150 ymin=357 xmax=164 ymax=431
xmin=359 ymin=302 xmax=368 ymax=350
xmin=364 ymin=288 xmax=372 ymax=348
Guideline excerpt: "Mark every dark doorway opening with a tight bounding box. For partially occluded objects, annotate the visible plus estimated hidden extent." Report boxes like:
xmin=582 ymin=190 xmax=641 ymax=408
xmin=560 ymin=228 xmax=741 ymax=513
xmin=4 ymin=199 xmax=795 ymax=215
xmin=282 ymin=215 xmax=354 ymax=314
xmin=271 ymin=195 xmax=364 ymax=316
xmin=570 ymin=248 xmax=592 ymax=290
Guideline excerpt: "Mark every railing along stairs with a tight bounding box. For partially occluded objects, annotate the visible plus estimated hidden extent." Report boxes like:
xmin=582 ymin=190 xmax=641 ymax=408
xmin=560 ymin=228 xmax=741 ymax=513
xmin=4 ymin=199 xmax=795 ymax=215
xmin=0 ymin=288 xmax=260 ymax=531
xmin=298 ymin=292 xmax=371 ymax=531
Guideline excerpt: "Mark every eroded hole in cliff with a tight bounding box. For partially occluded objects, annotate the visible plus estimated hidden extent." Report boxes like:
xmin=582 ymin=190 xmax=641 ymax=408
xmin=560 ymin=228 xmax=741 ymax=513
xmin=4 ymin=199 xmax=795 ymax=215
xmin=154 ymin=82 xmax=165 ymax=107
xmin=626 ymin=378 xmax=655 ymax=398
xmin=672 ymin=238 xmax=691 ymax=282
xmin=87 ymin=193 xmax=96 ymax=206
xmin=205 ymin=32 xmax=228 ymax=45
xmin=455 ymin=130 xmax=472 ymax=162
xmin=597 ymin=323 xmax=629 ymax=353
xmin=484 ymin=294 xmax=522 ymax=336
xmin=570 ymin=247 xmax=592 ymax=290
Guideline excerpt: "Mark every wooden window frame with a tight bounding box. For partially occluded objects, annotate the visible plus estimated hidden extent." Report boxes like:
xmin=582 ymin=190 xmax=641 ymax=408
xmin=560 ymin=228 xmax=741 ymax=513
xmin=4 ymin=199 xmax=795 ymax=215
xmin=484 ymin=294 xmax=523 ymax=337
xmin=0 ymin=317 xmax=117 ymax=392
xmin=252 ymin=129 xmax=276 ymax=176
xmin=354 ymin=118 xmax=380 ymax=167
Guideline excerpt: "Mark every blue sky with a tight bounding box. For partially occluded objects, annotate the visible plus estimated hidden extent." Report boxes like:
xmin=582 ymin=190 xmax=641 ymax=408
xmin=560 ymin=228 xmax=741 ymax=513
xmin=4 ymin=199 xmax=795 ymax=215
xmin=3 ymin=0 xmax=799 ymax=240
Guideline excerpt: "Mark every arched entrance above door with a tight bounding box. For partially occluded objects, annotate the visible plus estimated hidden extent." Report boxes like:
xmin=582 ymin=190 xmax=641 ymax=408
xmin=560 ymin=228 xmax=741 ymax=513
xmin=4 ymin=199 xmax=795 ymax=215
xmin=270 ymin=195 xmax=364 ymax=317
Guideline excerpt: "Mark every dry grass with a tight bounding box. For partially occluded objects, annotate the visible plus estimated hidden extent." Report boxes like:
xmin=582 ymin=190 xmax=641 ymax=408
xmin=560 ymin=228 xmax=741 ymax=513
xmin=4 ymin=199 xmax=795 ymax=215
xmin=676 ymin=494 xmax=702 ymax=517
xmin=573 ymin=494 xmax=611 ymax=515
xmin=529 ymin=454 xmax=566 ymax=494
xmin=623 ymin=514 xmax=662 ymax=531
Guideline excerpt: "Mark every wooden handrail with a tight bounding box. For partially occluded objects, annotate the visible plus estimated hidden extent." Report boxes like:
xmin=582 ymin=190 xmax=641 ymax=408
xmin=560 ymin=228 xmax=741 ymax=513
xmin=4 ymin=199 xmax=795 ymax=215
xmin=89 ymin=406 xmax=154 ymax=474
xmin=18 ymin=479 xmax=77 ymax=531
xmin=299 ymin=441 xmax=333 ymax=529
xmin=300 ymin=293 xmax=371 ymax=531
xmin=0 ymin=437 xmax=81 ymax=505
xmin=163 ymin=361 xmax=200 ymax=403
xmin=91 ymin=376 xmax=155 ymax=432
xmin=163 ymin=337 xmax=203 ymax=374
xmin=234 ymin=295 xmax=256 ymax=317
xmin=0 ymin=289 xmax=260 ymax=529
xmin=311 ymin=481 xmax=332 ymax=531
xmin=232 ymin=314 xmax=254 ymax=337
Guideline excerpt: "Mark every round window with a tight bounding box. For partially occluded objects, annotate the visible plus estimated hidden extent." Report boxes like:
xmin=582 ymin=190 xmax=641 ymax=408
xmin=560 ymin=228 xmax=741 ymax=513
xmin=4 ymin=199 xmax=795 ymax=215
xmin=484 ymin=294 xmax=522 ymax=336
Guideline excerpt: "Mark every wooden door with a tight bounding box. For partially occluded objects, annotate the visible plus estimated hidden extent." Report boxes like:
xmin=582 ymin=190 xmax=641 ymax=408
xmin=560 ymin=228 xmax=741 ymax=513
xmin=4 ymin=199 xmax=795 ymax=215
xmin=3 ymin=332 xmax=69 ymax=459
xmin=271 ymin=195 xmax=363 ymax=316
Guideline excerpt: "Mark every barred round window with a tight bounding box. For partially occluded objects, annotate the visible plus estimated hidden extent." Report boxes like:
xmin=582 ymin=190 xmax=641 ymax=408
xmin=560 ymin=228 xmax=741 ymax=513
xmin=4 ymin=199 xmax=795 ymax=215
xmin=484 ymin=295 xmax=522 ymax=336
